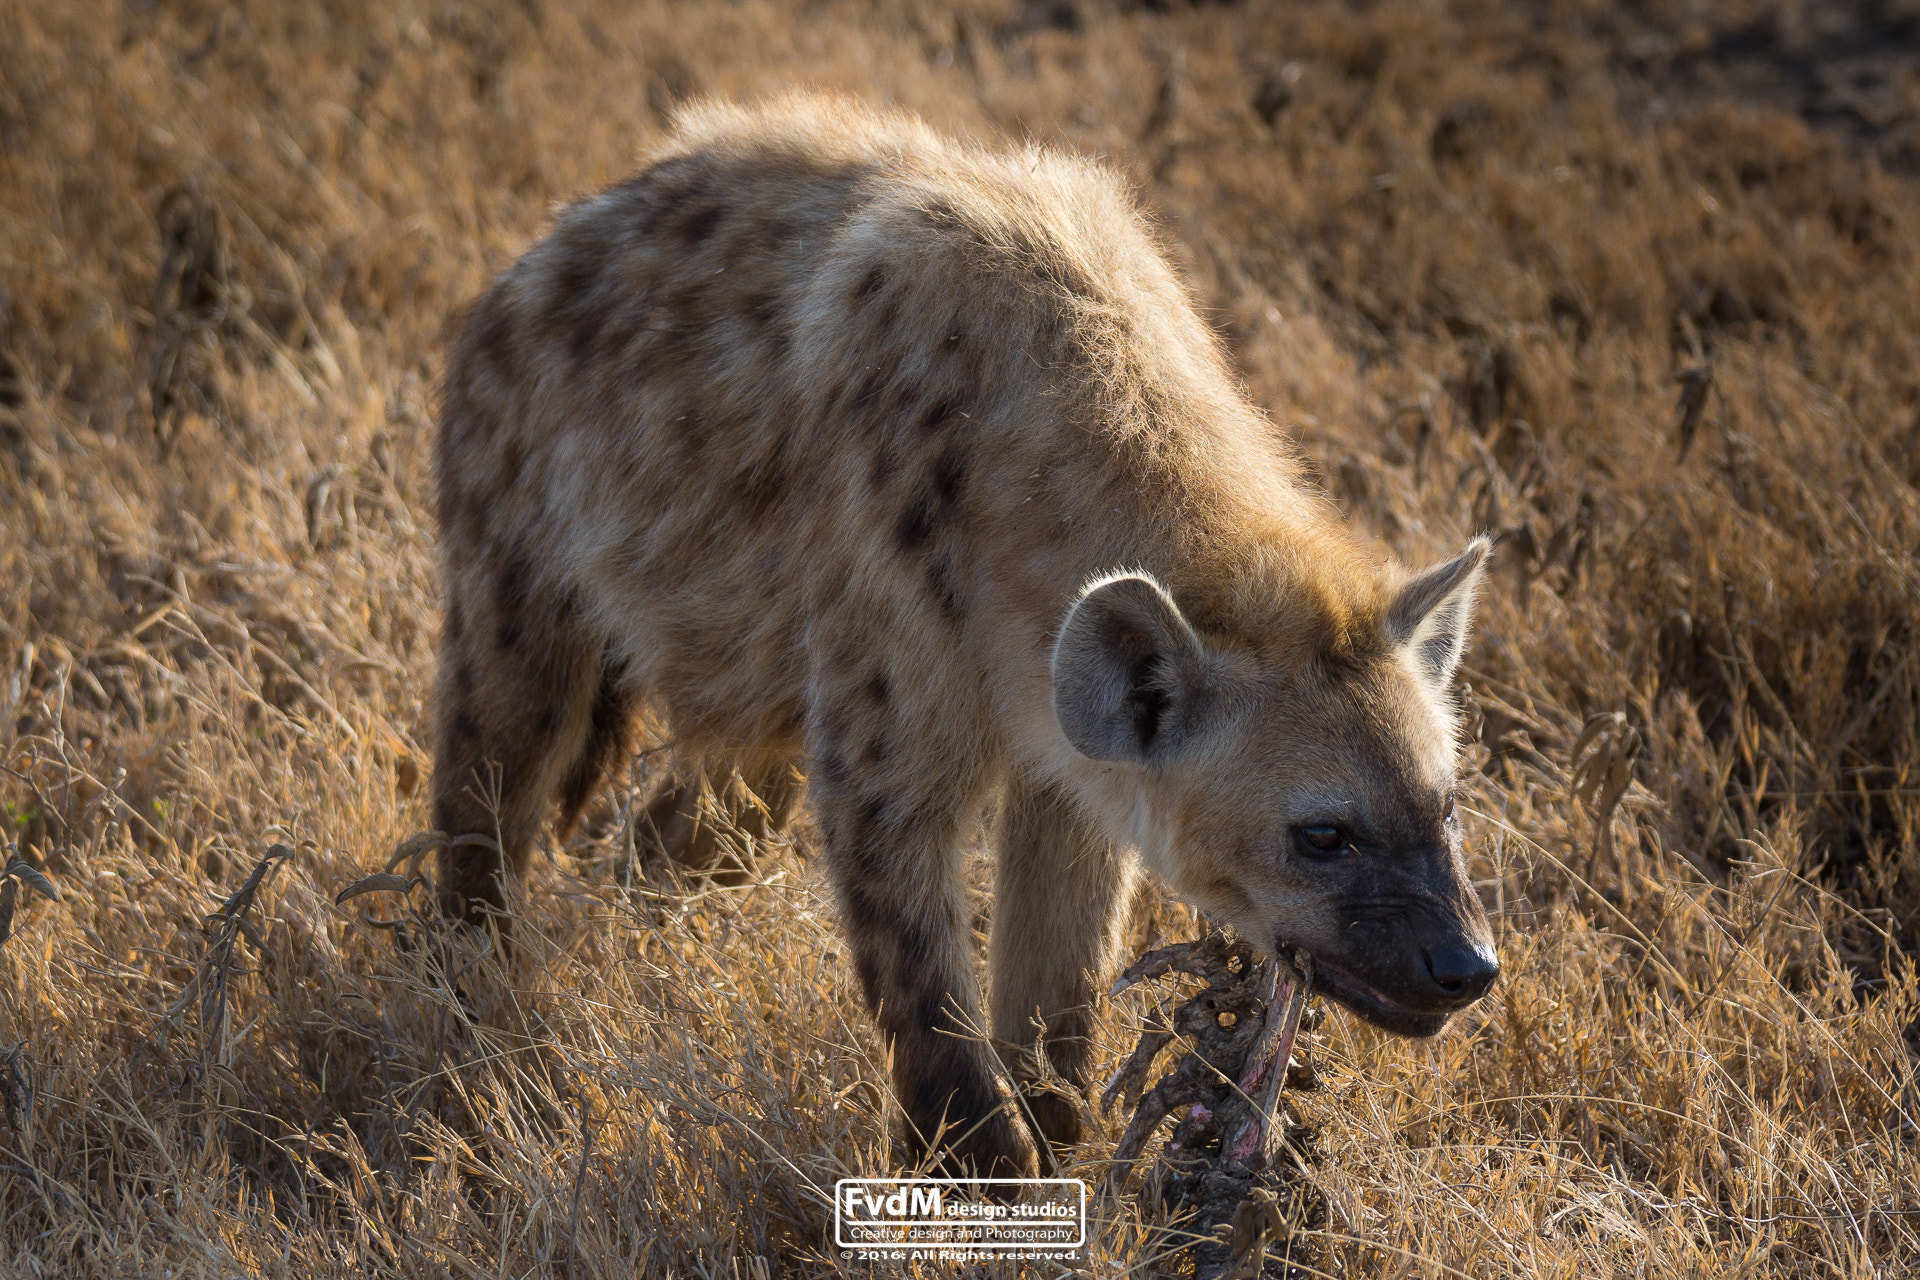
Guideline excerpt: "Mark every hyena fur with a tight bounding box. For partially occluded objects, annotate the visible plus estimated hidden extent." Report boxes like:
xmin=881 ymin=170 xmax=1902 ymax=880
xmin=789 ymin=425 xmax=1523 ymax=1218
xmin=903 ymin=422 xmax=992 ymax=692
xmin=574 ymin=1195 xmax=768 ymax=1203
xmin=431 ymin=94 xmax=1500 ymax=1178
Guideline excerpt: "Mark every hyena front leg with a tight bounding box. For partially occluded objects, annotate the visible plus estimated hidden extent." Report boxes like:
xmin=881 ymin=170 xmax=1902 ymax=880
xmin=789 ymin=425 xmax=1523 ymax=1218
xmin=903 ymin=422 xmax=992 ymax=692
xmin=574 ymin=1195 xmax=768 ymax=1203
xmin=431 ymin=569 xmax=633 ymax=925
xmin=811 ymin=738 xmax=1039 ymax=1179
xmin=991 ymin=778 xmax=1138 ymax=1165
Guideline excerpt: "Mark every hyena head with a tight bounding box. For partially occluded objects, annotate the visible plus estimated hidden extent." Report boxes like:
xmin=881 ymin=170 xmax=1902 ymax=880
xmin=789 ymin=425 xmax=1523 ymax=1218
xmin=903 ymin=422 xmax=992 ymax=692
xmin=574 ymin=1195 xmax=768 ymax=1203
xmin=1053 ymin=537 xmax=1497 ymax=1037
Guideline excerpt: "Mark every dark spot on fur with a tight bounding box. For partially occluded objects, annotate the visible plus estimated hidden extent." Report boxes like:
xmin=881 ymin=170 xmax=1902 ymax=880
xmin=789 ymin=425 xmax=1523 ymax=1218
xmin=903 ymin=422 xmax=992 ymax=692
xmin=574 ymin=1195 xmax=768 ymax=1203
xmin=534 ymin=705 xmax=558 ymax=736
xmin=743 ymin=290 xmax=780 ymax=328
xmin=738 ymin=444 xmax=787 ymax=521
xmin=494 ymin=556 xmax=531 ymax=629
xmin=558 ymin=296 xmax=608 ymax=370
xmin=919 ymin=398 xmax=957 ymax=433
xmin=840 ymin=874 xmax=884 ymax=943
xmin=680 ymin=204 xmax=725 ymax=244
xmin=449 ymin=710 xmax=482 ymax=748
xmin=444 ymin=390 xmax=499 ymax=452
xmin=931 ymin=447 xmax=966 ymax=505
xmin=814 ymin=746 xmax=850 ymax=794
xmin=925 ymin=553 xmax=964 ymax=622
xmin=865 ymin=674 xmax=890 ymax=706
xmin=895 ymin=920 xmax=939 ymax=988
xmin=469 ymin=299 xmax=521 ymax=385
xmin=885 ymin=379 xmax=923 ymax=420
xmin=619 ymin=155 xmax=697 ymax=208
xmin=453 ymin=661 xmax=475 ymax=697
xmin=663 ymin=278 xmax=714 ymax=334
xmin=635 ymin=173 xmax=698 ymax=232
xmin=496 ymin=620 xmax=521 ymax=651
xmin=446 ymin=602 xmax=465 ymax=642
xmin=864 ymin=733 xmax=887 ymax=765
xmin=857 ymin=794 xmax=888 ymax=840
xmin=820 ymin=701 xmax=853 ymax=752
xmin=831 ymin=366 xmax=891 ymax=432
xmin=456 ymin=500 xmax=486 ymax=546
xmin=840 ymin=886 xmax=888 ymax=970
xmin=855 ymin=265 xmax=885 ymax=302
xmin=895 ymin=498 xmax=934 ymax=552
xmin=893 ymin=445 xmax=968 ymax=561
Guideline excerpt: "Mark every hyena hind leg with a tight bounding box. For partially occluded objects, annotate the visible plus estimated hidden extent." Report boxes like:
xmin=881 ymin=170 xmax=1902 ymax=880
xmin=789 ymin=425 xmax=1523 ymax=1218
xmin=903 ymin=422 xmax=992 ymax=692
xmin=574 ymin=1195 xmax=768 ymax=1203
xmin=431 ymin=577 xmax=635 ymax=925
xmin=991 ymin=778 xmax=1139 ymax=1166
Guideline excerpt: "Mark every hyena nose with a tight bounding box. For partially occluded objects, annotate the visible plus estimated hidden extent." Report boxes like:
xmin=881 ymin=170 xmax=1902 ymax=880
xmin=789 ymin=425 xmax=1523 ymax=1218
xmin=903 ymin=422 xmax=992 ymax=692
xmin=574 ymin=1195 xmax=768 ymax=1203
xmin=1423 ymin=943 xmax=1499 ymax=1003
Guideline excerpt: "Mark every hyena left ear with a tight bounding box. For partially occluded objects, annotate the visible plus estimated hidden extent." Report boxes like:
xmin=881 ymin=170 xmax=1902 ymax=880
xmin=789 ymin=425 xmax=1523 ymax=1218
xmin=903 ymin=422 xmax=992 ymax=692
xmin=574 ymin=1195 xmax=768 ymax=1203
xmin=1386 ymin=537 xmax=1491 ymax=688
xmin=1052 ymin=572 xmax=1224 ymax=765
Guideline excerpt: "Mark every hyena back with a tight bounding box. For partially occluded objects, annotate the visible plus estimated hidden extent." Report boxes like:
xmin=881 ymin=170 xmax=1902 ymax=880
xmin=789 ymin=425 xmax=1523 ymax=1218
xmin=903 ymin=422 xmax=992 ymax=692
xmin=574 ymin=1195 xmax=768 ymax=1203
xmin=432 ymin=95 xmax=1499 ymax=1178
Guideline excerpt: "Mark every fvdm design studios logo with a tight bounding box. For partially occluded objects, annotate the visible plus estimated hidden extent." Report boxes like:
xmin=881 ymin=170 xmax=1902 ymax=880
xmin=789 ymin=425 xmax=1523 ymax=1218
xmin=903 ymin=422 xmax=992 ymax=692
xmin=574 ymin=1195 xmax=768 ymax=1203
xmin=833 ymin=1178 xmax=1088 ymax=1264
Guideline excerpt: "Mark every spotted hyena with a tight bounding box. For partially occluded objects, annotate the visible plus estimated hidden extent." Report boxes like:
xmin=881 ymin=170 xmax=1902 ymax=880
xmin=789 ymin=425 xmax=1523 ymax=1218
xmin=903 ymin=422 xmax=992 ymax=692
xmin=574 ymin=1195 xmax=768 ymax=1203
xmin=431 ymin=94 xmax=1499 ymax=1178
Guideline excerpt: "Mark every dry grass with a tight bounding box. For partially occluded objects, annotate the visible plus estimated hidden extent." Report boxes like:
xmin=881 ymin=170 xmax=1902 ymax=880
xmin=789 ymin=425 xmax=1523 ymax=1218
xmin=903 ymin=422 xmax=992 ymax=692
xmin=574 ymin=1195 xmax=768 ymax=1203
xmin=2 ymin=1 xmax=1917 ymax=1275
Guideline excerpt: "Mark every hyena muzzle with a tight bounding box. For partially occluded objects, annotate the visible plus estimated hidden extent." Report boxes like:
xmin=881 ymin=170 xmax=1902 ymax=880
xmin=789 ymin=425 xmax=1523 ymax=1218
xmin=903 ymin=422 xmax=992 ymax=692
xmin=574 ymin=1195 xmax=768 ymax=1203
xmin=429 ymin=94 xmax=1499 ymax=1178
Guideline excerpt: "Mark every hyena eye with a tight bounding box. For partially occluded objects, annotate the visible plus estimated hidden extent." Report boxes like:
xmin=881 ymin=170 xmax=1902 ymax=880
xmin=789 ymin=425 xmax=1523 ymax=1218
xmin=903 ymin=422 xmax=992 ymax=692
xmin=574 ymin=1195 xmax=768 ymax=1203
xmin=1295 ymin=825 xmax=1349 ymax=859
xmin=1442 ymin=792 xmax=1456 ymax=821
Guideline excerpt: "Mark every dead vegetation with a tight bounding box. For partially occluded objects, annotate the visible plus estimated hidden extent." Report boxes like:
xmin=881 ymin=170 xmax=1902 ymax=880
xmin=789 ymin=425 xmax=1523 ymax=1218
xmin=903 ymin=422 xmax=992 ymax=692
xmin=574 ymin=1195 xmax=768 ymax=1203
xmin=0 ymin=0 xmax=1916 ymax=1275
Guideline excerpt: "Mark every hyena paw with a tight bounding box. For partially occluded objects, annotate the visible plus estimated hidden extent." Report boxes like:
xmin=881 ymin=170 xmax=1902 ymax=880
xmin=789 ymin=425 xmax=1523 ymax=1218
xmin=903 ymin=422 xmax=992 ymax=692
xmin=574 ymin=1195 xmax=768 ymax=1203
xmin=913 ymin=1102 xmax=1041 ymax=1182
xmin=1016 ymin=1085 xmax=1084 ymax=1169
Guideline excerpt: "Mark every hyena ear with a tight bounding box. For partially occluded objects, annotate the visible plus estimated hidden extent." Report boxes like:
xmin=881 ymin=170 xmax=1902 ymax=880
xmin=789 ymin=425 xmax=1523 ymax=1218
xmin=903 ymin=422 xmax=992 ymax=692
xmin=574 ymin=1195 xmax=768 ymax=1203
xmin=1386 ymin=537 xmax=1491 ymax=688
xmin=1052 ymin=572 xmax=1221 ymax=765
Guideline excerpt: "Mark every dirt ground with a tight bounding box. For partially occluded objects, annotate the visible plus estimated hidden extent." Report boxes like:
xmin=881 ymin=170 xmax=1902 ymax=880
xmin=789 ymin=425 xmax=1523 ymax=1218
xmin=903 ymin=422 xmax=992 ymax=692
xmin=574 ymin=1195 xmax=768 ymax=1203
xmin=1 ymin=1 xmax=1917 ymax=1275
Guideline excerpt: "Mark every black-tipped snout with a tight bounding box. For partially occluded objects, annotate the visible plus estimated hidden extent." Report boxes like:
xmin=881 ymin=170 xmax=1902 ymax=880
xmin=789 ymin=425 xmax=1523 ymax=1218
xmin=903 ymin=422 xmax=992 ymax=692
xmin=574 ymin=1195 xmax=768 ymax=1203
xmin=1422 ymin=942 xmax=1499 ymax=1004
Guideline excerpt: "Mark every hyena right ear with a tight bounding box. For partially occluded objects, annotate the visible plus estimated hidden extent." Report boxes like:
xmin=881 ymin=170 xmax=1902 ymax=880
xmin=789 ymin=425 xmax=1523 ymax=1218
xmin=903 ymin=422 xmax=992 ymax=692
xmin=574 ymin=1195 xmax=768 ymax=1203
xmin=1051 ymin=572 xmax=1222 ymax=765
xmin=1386 ymin=537 xmax=1492 ymax=688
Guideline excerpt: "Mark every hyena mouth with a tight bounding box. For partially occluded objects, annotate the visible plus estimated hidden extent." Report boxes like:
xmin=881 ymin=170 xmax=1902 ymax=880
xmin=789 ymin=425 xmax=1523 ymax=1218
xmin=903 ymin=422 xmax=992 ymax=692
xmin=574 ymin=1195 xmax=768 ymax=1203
xmin=1287 ymin=949 xmax=1454 ymax=1039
